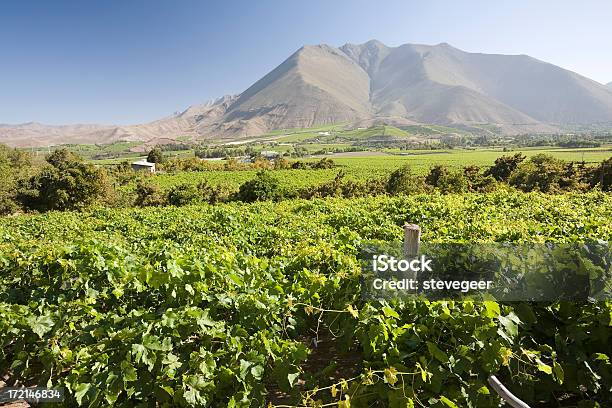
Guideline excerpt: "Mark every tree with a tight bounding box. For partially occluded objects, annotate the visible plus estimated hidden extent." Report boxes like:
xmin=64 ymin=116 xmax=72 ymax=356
xmin=237 ymin=171 xmax=282 ymax=202
xmin=310 ymin=158 xmax=335 ymax=169
xmin=463 ymin=165 xmax=497 ymax=193
xmin=46 ymin=148 xmax=81 ymax=169
xmin=591 ymin=157 xmax=612 ymax=191
xmin=425 ymin=165 xmax=467 ymax=193
xmin=484 ymin=153 xmax=526 ymax=181
xmin=386 ymin=165 xmax=428 ymax=195
xmin=0 ymin=144 xmax=33 ymax=214
xmin=147 ymin=148 xmax=164 ymax=163
xmin=19 ymin=149 xmax=113 ymax=211
xmin=509 ymin=154 xmax=586 ymax=193
xmin=134 ymin=180 xmax=165 ymax=207
xmin=167 ymin=183 xmax=200 ymax=206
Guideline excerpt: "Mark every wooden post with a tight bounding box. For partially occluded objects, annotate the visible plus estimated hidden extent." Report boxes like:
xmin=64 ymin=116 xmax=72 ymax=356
xmin=402 ymin=224 xmax=531 ymax=408
xmin=403 ymin=224 xmax=421 ymax=287
xmin=403 ymin=224 xmax=421 ymax=257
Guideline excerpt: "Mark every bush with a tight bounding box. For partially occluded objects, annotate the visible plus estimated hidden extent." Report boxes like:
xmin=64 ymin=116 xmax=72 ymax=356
xmin=197 ymin=180 xmax=232 ymax=204
xmin=463 ymin=165 xmax=497 ymax=192
xmin=273 ymin=157 xmax=291 ymax=170
xmin=167 ymin=183 xmax=200 ymax=206
xmin=301 ymin=171 xmax=387 ymax=199
xmin=237 ymin=171 xmax=283 ymax=202
xmin=386 ymin=165 xmax=428 ymax=195
xmin=135 ymin=180 xmax=165 ymax=207
xmin=18 ymin=149 xmax=114 ymax=211
xmin=509 ymin=154 xmax=587 ymax=193
xmin=484 ymin=153 xmax=526 ymax=181
xmin=147 ymin=148 xmax=164 ymax=164
xmin=291 ymin=161 xmax=308 ymax=169
xmin=0 ymin=144 xmax=33 ymax=215
xmin=310 ymin=158 xmax=335 ymax=169
xmin=591 ymin=157 xmax=612 ymax=191
xmin=425 ymin=165 xmax=467 ymax=193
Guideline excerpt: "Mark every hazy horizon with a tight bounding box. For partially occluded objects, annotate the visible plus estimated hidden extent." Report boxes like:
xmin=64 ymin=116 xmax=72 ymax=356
xmin=2 ymin=0 xmax=611 ymax=125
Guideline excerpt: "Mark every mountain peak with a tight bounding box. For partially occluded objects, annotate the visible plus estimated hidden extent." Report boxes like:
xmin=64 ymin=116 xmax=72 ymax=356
xmin=3 ymin=41 xmax=612 ymax=147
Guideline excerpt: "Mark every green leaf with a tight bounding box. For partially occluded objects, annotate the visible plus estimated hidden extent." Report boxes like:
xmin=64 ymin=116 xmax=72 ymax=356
xmin=251 ymin=365 xmax=264 ymax=380
xmin=287 ymin=372 xmax=300 ymax=388
xmin=382 ymin=306 xmax=400 ymax=319
xmin=239 ymin=360 xmax=251 ymax=380
xmin=73 ymin=383 xmax=91 ymax=406
xmin=483 ymin=301 xmax=500 ymax=318
xmin=439 ymin=396 xmax=458 ymax=408
xmin=537 ymin=360 xmax=552 ymax=375
xmin=121 ymin=360 xmax=138 ymax=382
xmin=553 ymin=361 xmax=564 ymax=384
xmin=426 ymin=341 xmax=449 ymax=363
xmin=477 ymin=386 xmax=490 ymax=395
xmin=142 ymin=334 xmax=172 ymax=351
xmin=27 ymin=314 xmax=54 ymax=338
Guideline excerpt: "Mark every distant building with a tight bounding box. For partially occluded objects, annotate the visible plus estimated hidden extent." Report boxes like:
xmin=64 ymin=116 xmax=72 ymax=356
xmin=318 ymin=131 xmax=331 ymax=136
xmin=260 ymin=150 xmax=280 ymax=159
xmin=131 ymin=160 xmax=156 ymax=173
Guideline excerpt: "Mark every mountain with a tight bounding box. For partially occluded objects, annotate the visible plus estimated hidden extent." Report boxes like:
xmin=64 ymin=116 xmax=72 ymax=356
xmin=3 ymin=40 xmax=612 ymax=147
xmin=341 ymin=41 xmax=612 ymax=125
xmin=197 ymin=41 xmax=612 ymax=138
xmin=607 ymin=82 xmax=612 ymax=89
xmin=0 ymin=96 xmax=236 ymax=147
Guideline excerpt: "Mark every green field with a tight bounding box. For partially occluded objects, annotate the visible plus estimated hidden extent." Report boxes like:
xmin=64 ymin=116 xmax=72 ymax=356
xmin=1 ymin=191 xmax=611 ymax=406
xmin=146 ymin=147 xmax=612 ymax=192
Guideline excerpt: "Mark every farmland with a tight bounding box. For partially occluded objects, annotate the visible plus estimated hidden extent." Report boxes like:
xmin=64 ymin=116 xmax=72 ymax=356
xmin=1 ymin=192 xmax=611 ymax=406
xmin=2 ymin=136 xmax=612 ymax=407
xmin=150 ymin=147 xmax=612 ymax=191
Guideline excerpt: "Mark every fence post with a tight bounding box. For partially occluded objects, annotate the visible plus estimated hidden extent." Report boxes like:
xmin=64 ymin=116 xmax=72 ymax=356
xmin=401 ymin=224 xmax=531 ymax=408
xmin=403 ymin=224 xmax=421 ymax=257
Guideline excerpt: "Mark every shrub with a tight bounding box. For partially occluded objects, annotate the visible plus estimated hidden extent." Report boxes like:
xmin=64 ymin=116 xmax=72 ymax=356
xmin=237 ymin=171 xmax=283 ymax=202
xmin=310 ymin=158 xmax=335 ymax=169
xmin=273 ymin=157 xmax=291 ymax=170
xmin=425 ymin=165 xmax=467 ymax=193
xmin=291 ymin=161 xmax=308 ymax=169
xmin=302 ymin=171 xmax=387 ymax=199
xmin=463 ymin=165 xmax=498 ymax=192
xmin=591 ymin=157 xmax=612 ymax=191
xmin=484 ymin=153 xmax=526 ymax=181
xmin=167 ymin=183 xmax=200 ymax=206
xmin=147 ymin=148 xmax=164 ymax=164
xmin=0 ymin=144 xmax=33 ymax=215
xmin=509 ymin=154 xmax=587 ymax=193
xmin=18 ymin=149 xmax=113 ymax=211
xmin=197 ymin=181 xmax=233 ymax=204
xmin=252 ymin=156 xmax=272 ymax=169
xmin=386 ymin=165 xmax=428 ymax=195
xmin=135 ymin=180 xmax=165 ymax=207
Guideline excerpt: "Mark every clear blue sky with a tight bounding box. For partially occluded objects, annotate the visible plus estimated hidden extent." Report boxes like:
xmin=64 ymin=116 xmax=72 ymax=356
xmin=1 ymin=0 xmax=611 ymax=125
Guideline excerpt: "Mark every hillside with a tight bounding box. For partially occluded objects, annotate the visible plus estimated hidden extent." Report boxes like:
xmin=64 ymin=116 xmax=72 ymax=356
xmin=3 ymin=41 xmax=612 ymax=147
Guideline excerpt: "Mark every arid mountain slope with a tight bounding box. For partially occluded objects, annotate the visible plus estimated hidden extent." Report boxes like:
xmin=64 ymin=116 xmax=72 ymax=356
xmin=2 ymin=41 xmax=612 ymax=147
xmin=200 ymin=45 xmax=372 ymax=138
xmin=340 ymin=41 xmax=612 ymax=126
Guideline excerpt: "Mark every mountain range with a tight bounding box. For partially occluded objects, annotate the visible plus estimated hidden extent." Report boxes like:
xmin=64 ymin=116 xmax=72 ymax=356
xmin=2 ymin=40 xmax=612 ymax=147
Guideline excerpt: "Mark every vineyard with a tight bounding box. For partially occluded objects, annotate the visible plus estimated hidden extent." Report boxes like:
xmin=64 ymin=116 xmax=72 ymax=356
xmin=151 ymin=147 xmax=612 ymax=190
xmin=1 ymin=191 xmax=611 ymax=407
